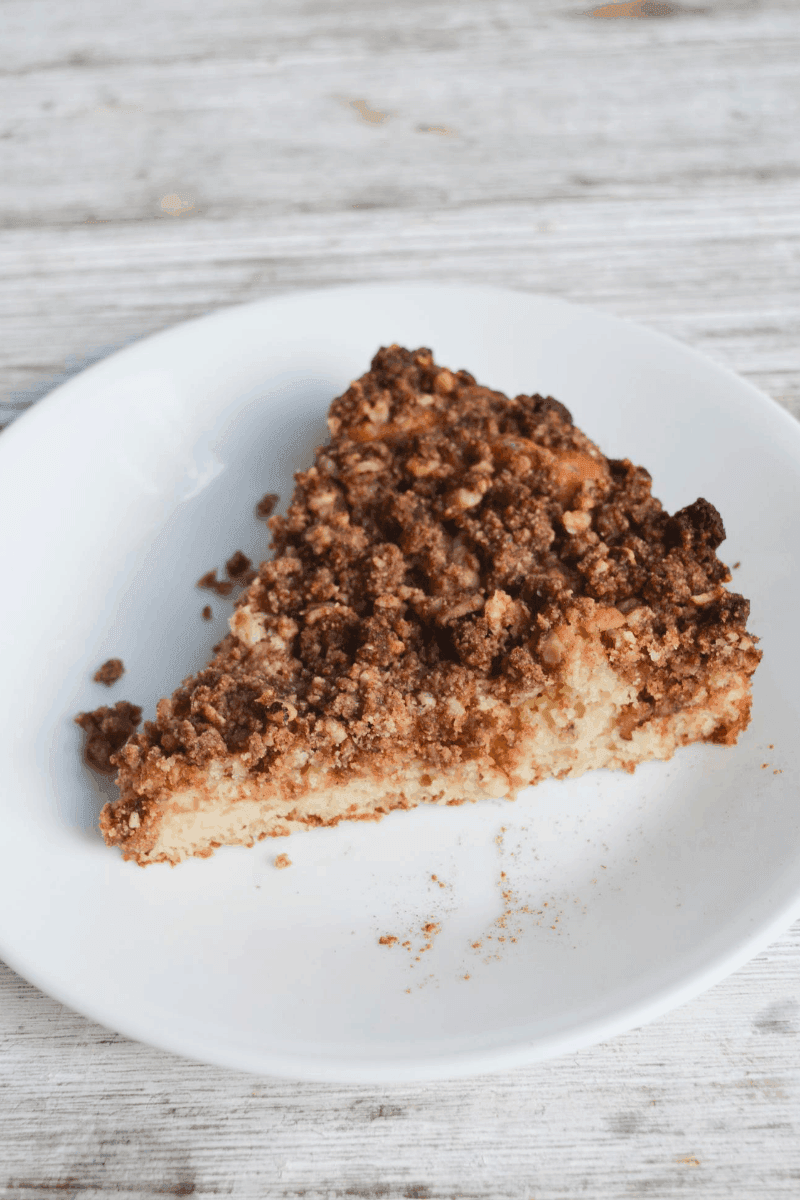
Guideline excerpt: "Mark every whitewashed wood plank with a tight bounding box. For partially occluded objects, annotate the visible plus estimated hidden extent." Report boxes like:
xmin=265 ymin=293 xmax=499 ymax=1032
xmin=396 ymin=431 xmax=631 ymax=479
xmin=1 ymin=10 xmax=799 ymax=266
xmin=1 ymin=933 xmax=800 ymax=1197
xmin=3 ymin=192 xmax=800 ymax=420
xmin=3 ymin=0 xmax=800 ymax=417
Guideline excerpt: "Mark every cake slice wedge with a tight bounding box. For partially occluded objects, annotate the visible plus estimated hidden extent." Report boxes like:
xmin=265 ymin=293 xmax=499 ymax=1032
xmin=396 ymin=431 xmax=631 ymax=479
xmin=100 ymin=345 xmax=761 ymax=865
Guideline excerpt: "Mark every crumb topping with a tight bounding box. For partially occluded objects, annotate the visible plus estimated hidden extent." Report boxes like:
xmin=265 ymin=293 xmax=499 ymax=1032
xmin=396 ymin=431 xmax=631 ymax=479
xmin=256 ymin=493 xmax=280 ymax=521
xmin=198 ymin=553 xmax=257 ymax=599
xmin=93 ymin=658 xmax=125 ymax=686
xmin=76 ymin=701 xmax=142 ymax=774
xmin=225 ymin=550 xmax=253 ymax=579
xmin=197 ymin=569 xmax=234 ymax=597
xmin=114 ymin=346 xmax=759 ymax=794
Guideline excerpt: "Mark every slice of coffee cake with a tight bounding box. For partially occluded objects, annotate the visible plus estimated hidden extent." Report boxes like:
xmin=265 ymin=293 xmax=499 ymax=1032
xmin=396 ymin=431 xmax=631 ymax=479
xmin=100 ymin=346 xmax=760 ymax=865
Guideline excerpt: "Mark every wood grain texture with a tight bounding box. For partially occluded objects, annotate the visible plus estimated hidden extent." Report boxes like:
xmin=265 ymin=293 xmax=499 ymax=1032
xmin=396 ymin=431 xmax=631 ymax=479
xmin=2 ymin=0 xmax=800 ymax=1195
xmin=2 ymin=944 xmax=800 ymax=1198
xmin=3 ymin=0 xmax=800 ymax=421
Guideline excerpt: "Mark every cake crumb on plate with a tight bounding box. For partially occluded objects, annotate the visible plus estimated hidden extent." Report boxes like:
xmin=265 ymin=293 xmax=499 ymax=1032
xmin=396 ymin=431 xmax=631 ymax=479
xmin=75 ymin=701 xmax=142 ymax=774
xmin=196 ymin=569 xmax=234 ymax=596
xmin=93 ymin=658 xmax=124 ymax=686
xmin=255 ymin=492 xmax=279 ymax=520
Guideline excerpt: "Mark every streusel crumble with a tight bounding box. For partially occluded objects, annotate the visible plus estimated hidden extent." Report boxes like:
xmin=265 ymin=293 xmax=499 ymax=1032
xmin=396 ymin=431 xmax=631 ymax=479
xmin=99 ymin=346 xmax=760 ymax=865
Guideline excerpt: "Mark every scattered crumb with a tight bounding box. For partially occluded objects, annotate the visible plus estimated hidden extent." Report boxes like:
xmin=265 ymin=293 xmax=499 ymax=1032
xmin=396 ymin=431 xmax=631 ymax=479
xmin=405 ymin=988 xmax=411 ymax=994
xmin=255 ymin=492 xmax=279 ymax=520
xmin=349 ymin=98 xmax=389 ymax=125
xmin=479 ymin=824 xmax=569 ymax=963
xmin=202 ymin=605 xmax=213 ymax=620
xmin=197 ymin=569 xmax=234 ymax=596
xmin=274 ymin=853 xmax=292 ymax=869
xmin=676 ymin=1156 xmax=701 ymax=1167
xmin=74 ymin=701 xmax=142 ymax=774
xmin=462 ymin=973 xmax=471 ymax=980
xmin=774 ymin=769 xmax=783 ymax=775
xmin=409 ymin=920 xmax=442 ymax=961
xmin=386 ymin=912 xmax=447 ymax=988
xmin=732 ymin=561 xmax=741 ymax=570
xmin=769 ymin=744 xmax=774 ymax=749
xmin=225 ymin=550 xmax=252 ymax=579
xmin=93 ymin=658 xmax=125 ymax=686
xmin=762 ymin=763 xmax=768 ymax=769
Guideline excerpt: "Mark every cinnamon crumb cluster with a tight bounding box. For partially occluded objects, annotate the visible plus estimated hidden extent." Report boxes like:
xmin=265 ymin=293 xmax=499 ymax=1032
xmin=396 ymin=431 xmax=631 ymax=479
xmin=76 ymin=701 xmax=142 ymax=774
xmin=197 ymin=551 xmax=256 ymax=597
xmin=93 ymin=657 xmax=125 ymax=686
xmin=112 ymin=346 xmax=759 ymax=794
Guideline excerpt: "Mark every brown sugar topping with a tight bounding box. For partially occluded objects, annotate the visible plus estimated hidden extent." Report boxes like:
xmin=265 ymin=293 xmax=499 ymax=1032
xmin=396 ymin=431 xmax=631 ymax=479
xmin=225 ymin=550 xmax=252 ymax=579
xmin=76 ymin=701 xmax=142 ymax=774
xmin=93 ymin=658 xmax=125 ymax=686
xmin=256 ymin=493 xmax=280 ymax=521
xmin=197 ymin=569 xmax=234 ymax=597
xmin=115 ymin=346 xmax=758 ymax=791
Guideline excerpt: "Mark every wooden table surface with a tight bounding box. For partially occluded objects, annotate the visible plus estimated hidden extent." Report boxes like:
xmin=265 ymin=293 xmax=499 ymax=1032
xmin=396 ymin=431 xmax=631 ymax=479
xmin=2 ymin=1 xmax=800 ymax=1195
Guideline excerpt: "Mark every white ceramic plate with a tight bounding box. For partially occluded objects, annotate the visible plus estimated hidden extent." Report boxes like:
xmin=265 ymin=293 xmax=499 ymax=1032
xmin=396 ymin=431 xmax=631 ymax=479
xmin=1 ymin=283 xmax=799 ymax=1082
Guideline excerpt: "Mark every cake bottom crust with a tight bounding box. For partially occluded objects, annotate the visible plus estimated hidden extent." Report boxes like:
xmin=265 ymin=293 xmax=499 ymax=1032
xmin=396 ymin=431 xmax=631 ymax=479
xmin=100 ymin=620 xmax=755 ymax=866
